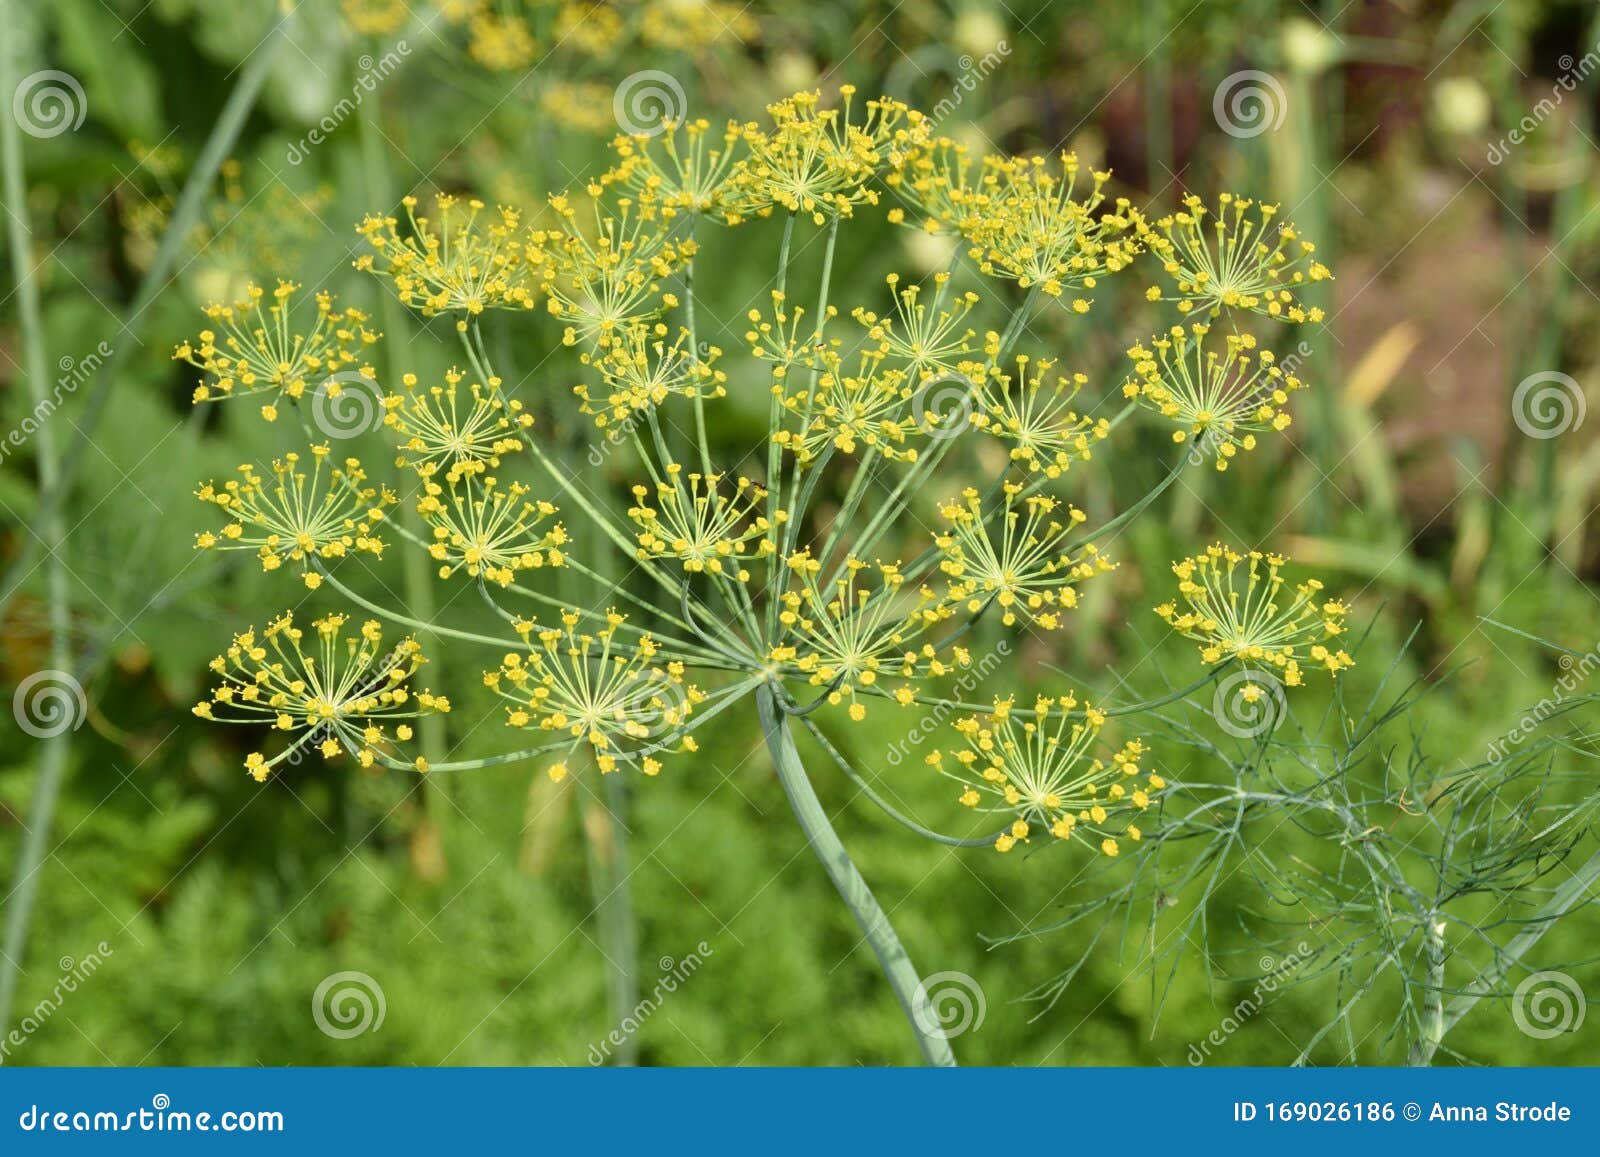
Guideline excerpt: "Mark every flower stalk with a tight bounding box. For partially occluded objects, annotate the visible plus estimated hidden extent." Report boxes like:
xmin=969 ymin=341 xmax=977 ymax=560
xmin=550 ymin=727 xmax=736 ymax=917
xmin=757 ymin=686 xmax=956 ymax=1065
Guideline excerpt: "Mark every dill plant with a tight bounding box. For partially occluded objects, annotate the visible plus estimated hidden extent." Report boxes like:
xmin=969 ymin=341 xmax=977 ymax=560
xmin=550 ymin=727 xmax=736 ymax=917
xmin=1004 ymin=623 xmax=1600 ymax=1065
xmin=176 ymin=88 xmax=1351 ymax=1064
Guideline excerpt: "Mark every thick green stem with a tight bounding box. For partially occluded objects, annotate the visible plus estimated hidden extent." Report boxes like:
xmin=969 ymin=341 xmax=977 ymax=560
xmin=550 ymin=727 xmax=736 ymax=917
xmin=1408 ymin=914 xmax=1446 ymax=1066
xmin=583 ymin=768 xmax=639 ymax=1066
xmin=756 ymin=686 xmax=956 ymax=1066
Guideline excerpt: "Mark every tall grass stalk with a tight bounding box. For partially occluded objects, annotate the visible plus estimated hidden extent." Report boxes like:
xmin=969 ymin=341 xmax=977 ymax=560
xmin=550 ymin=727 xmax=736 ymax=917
xmin=0 ymin=0 xmax=75 ymax=1038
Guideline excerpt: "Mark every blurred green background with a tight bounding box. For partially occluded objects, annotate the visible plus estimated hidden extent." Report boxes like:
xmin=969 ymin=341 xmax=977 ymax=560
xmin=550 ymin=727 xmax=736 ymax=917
xmin=2 ymin=0 xmax=1599 ymax=1066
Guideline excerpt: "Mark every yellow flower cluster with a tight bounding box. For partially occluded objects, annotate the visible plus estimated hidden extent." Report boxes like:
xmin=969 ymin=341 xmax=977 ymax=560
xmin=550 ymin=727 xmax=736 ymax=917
xmin=539 ymin=83 xmax=618 ymax=135
xmin=1139 ymin=194 xmax=1331 ymax=321
xmin=1155 ymin=545 xmax=1353 ymax=682
xmin=1122 ymin=324 xmax=1302 ymax=469
xmin=727 ymin=88 xmax=929 ymax=224
xmin=890 ymin=143 xmax=1142 ymax=308
xmin=416 ymin=473 xmax=568 ymax=586
xmin=771 ymin=553 xmax=963 ymax=719
xmin=779 ymin=345 xmax=922 ymax=462
xmin=192 ymin=611 xmax=449 ymax=779
xmin=604 ymin=118 xmax=745 ymax=219
xmin=574 ymin=324 xmax=725 ymax=426
xmin=852 ymin=273 xmax=980 ymax=381
xmin=935 ymin=485 xmax=1114 ymax=629
xmin=174 ymin=281 xmax=378 ymax=421
xmin=628 ymin=468 xmax=782 ymax=577
xmin=384 ymin=369 xmax=534 ymax=477
xmin=541 ymin=199 xmax=688 ymax=349
xmin=175 ymin=86 xmax=1343 ymax=840
xmin=467 ymin=9 xmax=539 ymax=70
xmin=355 ymin=196 xmax=538 ymax=329
xmin=484 ymin=611 xmax=705 ymax=778
xmin=970 ymin=357 xmax=1109 ymax=479
xmin=636 ymin=0 xmax=756 ymax=51
xmin=194 ymin=446 xmax=395 ymax=589
xmin=344 ymin=0 xmax=759 ymax=75
xmin=926 ymin=695 xmax=1159 ymax=856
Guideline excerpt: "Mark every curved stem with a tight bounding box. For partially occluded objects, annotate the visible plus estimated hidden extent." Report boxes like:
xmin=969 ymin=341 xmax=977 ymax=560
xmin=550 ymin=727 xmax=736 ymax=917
xmin=797 ymin=715 xmax=1002 ymax=849
xmin=1059 ymin=449 xmax=1189 ymax=556
xmin=314 ymin=563 xmax=516 ymax=650
xmin=756 ymin=685 xmax=957 ymax=1066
